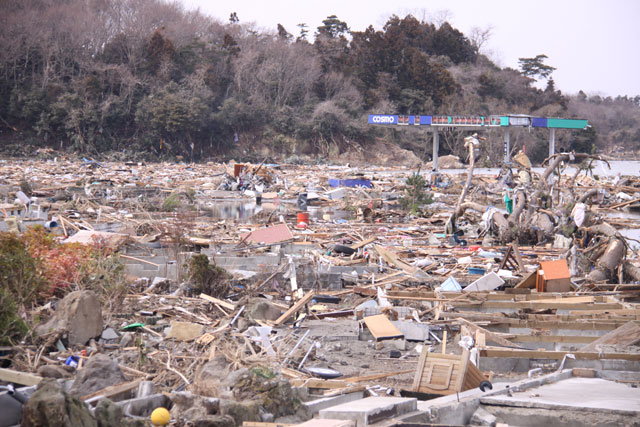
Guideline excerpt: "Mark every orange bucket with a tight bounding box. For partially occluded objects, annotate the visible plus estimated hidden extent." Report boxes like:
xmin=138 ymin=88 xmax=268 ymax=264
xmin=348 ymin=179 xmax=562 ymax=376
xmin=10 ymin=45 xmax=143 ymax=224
xmin=297 ymin=212 xmax=309 ymax=228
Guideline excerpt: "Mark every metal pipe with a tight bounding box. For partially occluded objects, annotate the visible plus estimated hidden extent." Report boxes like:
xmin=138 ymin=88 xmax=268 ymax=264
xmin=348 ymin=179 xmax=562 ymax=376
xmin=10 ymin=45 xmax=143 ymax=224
xmin=230 ymin=305 xmax=245 ymax=326
xmin=282 ymin=330 xmax=310 ymax=366
xmin=298 ymin=340 xmax=316 ymax=370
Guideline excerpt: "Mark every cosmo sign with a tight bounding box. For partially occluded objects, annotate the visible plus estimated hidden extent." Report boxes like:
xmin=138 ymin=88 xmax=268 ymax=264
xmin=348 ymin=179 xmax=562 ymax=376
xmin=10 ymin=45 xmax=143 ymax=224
xmin=368 ymin=114 xmax=397 ymax=124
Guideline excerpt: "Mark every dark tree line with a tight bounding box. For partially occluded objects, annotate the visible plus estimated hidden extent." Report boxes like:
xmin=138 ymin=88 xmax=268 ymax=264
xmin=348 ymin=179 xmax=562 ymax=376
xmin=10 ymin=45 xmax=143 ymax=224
xmin=0 ymin=0 xmax=638 ymax=162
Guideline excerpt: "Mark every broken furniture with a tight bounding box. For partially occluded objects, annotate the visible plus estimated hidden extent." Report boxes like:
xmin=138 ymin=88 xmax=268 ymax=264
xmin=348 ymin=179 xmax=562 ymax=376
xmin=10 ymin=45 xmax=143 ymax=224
xmin=411 ymin=348 xmax=489 ymax=395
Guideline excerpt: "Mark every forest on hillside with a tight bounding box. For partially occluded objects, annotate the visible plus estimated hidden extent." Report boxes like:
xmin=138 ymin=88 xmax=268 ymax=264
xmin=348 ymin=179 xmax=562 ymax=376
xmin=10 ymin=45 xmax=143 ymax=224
xmin=1 ymin=0 xmax=639 ymax=164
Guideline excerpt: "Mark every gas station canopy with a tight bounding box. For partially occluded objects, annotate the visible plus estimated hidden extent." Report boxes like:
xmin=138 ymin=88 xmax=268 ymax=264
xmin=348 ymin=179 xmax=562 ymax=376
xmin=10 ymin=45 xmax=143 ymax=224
xmin=368 ymin=114 xmax=588 ymax=130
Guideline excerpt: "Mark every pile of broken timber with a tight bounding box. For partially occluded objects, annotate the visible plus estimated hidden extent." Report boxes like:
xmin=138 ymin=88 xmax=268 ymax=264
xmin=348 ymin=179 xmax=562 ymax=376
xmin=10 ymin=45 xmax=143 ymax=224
xmin=387 ymin=289 xmax=640 ymax=370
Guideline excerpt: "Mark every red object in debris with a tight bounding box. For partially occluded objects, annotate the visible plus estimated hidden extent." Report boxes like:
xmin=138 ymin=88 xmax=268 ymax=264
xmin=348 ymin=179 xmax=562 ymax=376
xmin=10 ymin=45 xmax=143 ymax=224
xmin=297 ymin=212 xmax=309 ymax=229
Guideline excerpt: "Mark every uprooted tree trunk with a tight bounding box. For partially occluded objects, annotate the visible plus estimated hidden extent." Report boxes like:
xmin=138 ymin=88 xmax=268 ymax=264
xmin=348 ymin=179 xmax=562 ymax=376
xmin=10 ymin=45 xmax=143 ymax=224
xmin=581 ymin=223 xmax=627 ymax=283
xmin=446 ymin=151 xmax=618 ymax=250
xmin=623 ymin=260 xmax=640 ymax=282
xmin=445 ymin=137 xmax=477 ymax=234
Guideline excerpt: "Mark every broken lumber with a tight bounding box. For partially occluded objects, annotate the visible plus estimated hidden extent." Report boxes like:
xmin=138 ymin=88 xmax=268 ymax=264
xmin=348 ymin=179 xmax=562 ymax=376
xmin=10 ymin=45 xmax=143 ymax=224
xmin=342 ymin=369 xmax=414 ymax=383
xmin=374 ymin=245 xmax=429 ymax=280
xmin=273 ymin=290 xmax=315 ymax=326
xmin=0 ymin=367 xmax=42 ymax=386
xmin=200 ymin=293 xmax=236 ymax=311
xmin=289 ymin=378 xmax=348 ymax=389
xmin=456 ymin=318 xmax=523 ymax=349
xmin=82 ymin=379 xmax=142 ymax=401
xmin=580 ymin=321 xmax=640 ymax=352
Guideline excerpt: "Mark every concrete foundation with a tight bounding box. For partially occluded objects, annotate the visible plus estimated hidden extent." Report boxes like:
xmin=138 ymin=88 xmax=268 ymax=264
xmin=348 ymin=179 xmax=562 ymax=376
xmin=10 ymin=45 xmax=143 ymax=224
xmin=319 ymin=396 xmax=417 ymax=426
xmin=480 ymin=377 xmax=640 ymax=413
xmin=301 ymin=391 xmax=365 ymax=417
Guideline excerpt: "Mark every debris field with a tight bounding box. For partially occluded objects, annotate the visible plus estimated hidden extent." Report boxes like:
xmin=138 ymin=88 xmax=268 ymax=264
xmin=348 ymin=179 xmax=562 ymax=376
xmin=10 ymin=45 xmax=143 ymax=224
xmin=1 ymin=153 xmax=640 ymax=426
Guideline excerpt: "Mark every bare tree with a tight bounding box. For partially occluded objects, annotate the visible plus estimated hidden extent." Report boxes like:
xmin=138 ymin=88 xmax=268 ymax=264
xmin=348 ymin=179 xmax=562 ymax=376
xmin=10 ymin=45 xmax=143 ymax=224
xmin=469 ymin=25 xmax=493 ymax=54
xmin=234 ymin=38 xmax=320 ymax=109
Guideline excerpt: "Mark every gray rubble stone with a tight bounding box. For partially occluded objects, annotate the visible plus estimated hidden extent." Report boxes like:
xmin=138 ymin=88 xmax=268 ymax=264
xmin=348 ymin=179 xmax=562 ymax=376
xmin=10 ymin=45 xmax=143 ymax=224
xmin=69 ymin=354 xmax=127 ymax=398
xmin=469 ymin=406 xmax=497 ymax=426
xmin=21 ymin=379 xmax=97 ymax=427
xmin=35 ymin=290 xmax=103 ymax=346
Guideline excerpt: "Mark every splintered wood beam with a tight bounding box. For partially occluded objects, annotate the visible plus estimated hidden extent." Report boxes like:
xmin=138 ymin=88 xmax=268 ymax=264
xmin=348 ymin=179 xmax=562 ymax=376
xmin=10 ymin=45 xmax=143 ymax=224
xmin=580 ymin=321 xmax=640 ymax=352
xmin=456 ymin=318 xmax=523 ymax=349
xmin=200 ymin=293 xmax=236 ymax=311
xmin=273 ymin=290 xmax=315 ymax=326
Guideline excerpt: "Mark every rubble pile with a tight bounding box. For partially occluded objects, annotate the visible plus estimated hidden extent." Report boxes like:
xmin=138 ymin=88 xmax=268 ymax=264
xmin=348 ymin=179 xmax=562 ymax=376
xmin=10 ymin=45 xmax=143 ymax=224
xmin=1 ymin=153 xmax=640 ymax=426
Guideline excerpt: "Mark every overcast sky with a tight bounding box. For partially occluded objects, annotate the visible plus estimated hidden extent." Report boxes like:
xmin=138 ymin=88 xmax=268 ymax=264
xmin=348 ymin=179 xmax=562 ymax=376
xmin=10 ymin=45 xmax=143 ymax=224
xmin=180 ymin=0 xmax=640 ymax=97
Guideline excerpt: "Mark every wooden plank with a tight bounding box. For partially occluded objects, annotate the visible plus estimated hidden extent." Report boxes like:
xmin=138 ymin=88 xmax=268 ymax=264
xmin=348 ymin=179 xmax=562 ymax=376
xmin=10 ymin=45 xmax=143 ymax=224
xmin=511 ymin=243 xmax=526 ymax=271
xmin=351 ymin=236 xmax=377 ymax=249
xmin=323 ymin=385 xmax=367 ymax=397
xmin=273 ymin=291 xmax=315 ymax=326
xmin=456 ymin=318 xmax=523 ymax=349
xmin=439 ymin=311 xmax=638 ymax=326
xmin=289 ymin=378 xmax=348 ymax=389
xmin=534 ymin=296 xmax=595 ymax=304
xmin=412 ymin=345 xmax=429 ymax=391
xmin=199 ymin=293 xmax=236 ymax=311
xmin=508 ymin=335 xmax=596 ymax=344
xmin=82 ymin=379 xmax=142 ymax=401
xmin=580 ymin=321 xmax=640 ymax=352
xmin=0 ymin=368 xmax=42 ymax=386
xmin=343 ymin=369 xmax=413 ymax=383
xmin=454 ymin=349 xmax=469 ymax=392
xmin=363 ymin=314 xmax=404 ymax=340
xmin=388 ymin=289 xmax=614 ymax=301
xmin=453 ymin=301 xmax=623 ymax=311
xmin=514 ymin=271 xmax=537 ymax=289
xmin=567 ymin=309 xmax=640 ymax=316
xmin=374 ymin=245 xmax=428 ymax=280
xmin=479 ymin=347 xmax=640 ymax=361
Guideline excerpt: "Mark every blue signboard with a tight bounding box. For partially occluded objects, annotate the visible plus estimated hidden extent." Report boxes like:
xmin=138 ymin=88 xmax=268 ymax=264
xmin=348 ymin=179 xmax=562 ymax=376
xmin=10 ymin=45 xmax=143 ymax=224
xmin=368 ymin=114 xmax=397 ymax=125
xmin=419 ymin=116 xmax=432 ymax=125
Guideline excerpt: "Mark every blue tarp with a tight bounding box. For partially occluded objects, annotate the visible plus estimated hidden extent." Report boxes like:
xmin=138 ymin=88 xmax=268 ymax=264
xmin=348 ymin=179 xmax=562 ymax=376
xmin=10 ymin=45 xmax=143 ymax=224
xmin=328 ymin=179 xmax=372 ymax=188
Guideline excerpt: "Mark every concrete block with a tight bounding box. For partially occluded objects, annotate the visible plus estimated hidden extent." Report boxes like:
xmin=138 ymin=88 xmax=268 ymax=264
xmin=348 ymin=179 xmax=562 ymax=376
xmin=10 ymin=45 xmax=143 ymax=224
xmin=302 ymin=391 xmax=365 ymax=417
xmin=469 ymin=406 xmax=497 ymax=426
xmin=319 ymin=396 xmax=417 ymax=426
xmin=391 ymin=320 xmax=429 ymax=341
xmin=326 ymin=188 xmax=347 ymax=200
xmin=297 ymin=419 xmax=355 ymax=427
xmin=117 ymin=393 xmax=171 ymax=418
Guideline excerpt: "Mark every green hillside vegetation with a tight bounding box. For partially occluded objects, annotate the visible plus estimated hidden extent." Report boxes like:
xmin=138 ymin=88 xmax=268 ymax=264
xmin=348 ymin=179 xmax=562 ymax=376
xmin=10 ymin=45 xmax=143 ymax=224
xmin=1 ymin=0 xmax=639 ymax=164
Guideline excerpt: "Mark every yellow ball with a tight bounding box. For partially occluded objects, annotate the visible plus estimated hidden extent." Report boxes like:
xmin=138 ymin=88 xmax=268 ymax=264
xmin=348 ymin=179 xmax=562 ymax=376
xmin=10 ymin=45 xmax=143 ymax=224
xmin=150 ymin=407 xmax=171 ymax=426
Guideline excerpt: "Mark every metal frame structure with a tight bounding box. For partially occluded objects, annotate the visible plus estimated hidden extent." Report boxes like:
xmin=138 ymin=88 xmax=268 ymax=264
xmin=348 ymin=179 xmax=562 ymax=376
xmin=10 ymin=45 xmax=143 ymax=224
xmin=368 ymin=114 xmax=588 ymax=170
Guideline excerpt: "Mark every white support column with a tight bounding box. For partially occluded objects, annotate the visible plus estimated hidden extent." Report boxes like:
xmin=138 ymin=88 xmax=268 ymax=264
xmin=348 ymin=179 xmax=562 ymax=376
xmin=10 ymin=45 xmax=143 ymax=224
xmin=549 ymin=128 xmax=556 ymax=158
xmin=432 ymin=130 xmax=439 ymax=171
xmin=504 ymin=128 xmax=511 ymax=163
